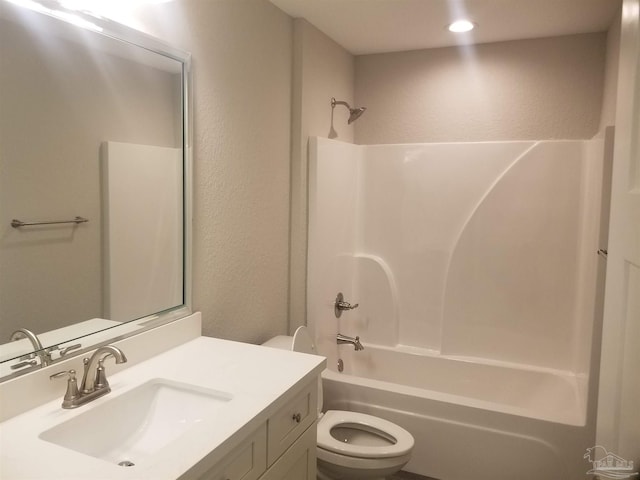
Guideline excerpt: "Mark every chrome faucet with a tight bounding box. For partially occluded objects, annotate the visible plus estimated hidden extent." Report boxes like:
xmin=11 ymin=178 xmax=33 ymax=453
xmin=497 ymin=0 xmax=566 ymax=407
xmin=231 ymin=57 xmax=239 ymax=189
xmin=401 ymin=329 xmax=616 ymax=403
xmin=10 ymin=328 xmax=52 ymax=367
xmin=50 ymin=345 xmax=127 ymax=409
xmin=337 ymin=333 xmax=364 ymax=351
xmin=80 ymin=345 xmax=127 ymax=394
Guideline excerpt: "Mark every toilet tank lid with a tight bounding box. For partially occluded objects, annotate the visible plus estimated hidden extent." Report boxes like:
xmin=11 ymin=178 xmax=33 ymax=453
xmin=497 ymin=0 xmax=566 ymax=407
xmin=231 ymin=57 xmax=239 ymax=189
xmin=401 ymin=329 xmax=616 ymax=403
xmin=260 ymin=327 xmax=317 ymax=354
xmin=292 ymin=326 xmax=317 ymax=355
xmin=261 ymin=335 xmax=293 ymax=350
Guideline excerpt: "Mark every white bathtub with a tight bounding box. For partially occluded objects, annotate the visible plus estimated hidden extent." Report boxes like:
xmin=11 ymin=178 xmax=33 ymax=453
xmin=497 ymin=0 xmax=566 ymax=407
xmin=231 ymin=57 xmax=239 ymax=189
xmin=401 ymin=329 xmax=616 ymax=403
xmin=321 ymin=343 xmax=595 ymax=480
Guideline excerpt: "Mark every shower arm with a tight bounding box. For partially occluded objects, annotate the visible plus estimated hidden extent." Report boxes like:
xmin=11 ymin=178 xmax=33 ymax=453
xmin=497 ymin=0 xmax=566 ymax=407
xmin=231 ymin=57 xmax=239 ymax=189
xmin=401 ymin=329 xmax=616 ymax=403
xmin=331 ymin=98 xmax=351 ymax=109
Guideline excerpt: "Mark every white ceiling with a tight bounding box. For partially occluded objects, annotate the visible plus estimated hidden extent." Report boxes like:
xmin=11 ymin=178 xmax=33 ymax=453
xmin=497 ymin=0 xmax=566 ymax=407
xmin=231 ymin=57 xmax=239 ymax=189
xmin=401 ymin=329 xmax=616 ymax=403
xmin=269 ymin=0 xmax=622 ymax=55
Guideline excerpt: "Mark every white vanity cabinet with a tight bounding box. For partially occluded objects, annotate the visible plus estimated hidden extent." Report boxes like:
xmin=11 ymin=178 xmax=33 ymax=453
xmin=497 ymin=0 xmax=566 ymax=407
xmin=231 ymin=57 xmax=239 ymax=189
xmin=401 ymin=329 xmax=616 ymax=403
xmin=0 ymin=328 xmax=326 ymax=480
xmin=191 ymin=378 xmax=319 ymax=480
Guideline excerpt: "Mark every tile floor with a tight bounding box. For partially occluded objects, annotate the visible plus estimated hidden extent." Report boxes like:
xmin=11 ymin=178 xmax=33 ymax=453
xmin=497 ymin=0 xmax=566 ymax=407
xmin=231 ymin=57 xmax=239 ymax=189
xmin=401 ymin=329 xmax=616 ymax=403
xmin=389 ymin=471 xmax=438 ymax=480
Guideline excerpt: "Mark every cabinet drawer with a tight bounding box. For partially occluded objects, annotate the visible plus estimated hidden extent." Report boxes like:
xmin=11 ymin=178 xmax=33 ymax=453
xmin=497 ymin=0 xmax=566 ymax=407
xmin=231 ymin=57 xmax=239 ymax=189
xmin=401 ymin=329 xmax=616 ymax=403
xmin=199 ymin=424 xmax=267 ymax=480
xmin=267 ymin=381 xmax=317 ymax=465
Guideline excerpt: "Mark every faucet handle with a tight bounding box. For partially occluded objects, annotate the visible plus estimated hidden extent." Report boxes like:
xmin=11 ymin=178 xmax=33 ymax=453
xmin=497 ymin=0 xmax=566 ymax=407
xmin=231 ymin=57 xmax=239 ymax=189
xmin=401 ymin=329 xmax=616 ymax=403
xmin=50 ymin=369 xmax=81 ymax=408
xmin=94 ymin=360 xmax=110 ymax=390
xmin=59 ymin=343 xmax=82 ymax=357
xmin=335 ymin=292 xmax=359 ymax=318
xmin=10 ymin=359 xmax=38 ymax=370
xmin=50 ymin=369 xmax=76 ymax=380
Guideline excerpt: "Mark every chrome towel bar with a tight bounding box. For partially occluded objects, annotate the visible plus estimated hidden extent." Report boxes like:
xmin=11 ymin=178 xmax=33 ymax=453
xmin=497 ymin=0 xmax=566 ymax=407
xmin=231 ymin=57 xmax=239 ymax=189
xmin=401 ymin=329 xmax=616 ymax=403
xmin=11 ymin=216 xmax=89 ymax=228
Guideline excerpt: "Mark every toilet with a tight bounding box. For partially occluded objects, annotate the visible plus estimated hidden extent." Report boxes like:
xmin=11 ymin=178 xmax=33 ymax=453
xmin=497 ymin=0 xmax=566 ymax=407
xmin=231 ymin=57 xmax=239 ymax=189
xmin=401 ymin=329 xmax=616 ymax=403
xmin=263 ymin=327 xmax=414 ymax=480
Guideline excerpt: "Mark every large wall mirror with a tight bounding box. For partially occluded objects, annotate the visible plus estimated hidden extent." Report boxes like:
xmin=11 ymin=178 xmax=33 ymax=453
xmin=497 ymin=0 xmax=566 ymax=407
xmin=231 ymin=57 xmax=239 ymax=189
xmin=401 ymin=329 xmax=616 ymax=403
xmin=0 ymin=1 xmax=192 ymax=380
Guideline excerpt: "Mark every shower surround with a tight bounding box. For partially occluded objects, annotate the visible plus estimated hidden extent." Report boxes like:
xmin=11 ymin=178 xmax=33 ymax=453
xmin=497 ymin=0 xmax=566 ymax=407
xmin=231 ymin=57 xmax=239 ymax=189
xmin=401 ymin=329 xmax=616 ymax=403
xmin=307 ymin=137 xmax=605 ymax=479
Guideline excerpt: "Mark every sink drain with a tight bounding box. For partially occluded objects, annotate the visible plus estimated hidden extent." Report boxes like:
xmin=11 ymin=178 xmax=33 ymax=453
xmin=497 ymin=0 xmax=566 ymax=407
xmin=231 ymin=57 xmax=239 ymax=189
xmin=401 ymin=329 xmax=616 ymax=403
xmin=118 ymin=460 xmax=135 ymax=467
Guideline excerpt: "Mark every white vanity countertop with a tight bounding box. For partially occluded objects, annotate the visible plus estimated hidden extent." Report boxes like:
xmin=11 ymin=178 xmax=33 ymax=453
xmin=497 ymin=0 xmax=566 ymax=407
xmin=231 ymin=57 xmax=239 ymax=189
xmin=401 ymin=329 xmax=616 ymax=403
xmin=0 ymin=336 xmax=325 ymax=480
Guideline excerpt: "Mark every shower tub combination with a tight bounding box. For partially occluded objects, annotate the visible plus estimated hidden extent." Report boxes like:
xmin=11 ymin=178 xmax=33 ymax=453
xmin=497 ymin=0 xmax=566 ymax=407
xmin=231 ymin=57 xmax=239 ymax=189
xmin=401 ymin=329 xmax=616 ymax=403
xmin=307 ymin=136 xmax=608 ymax=480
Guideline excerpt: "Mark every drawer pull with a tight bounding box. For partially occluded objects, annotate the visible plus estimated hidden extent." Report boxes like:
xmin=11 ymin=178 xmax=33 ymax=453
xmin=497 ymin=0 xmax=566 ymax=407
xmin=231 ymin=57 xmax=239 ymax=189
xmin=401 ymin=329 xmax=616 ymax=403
xmin=292 ymin=412 xmax=301 ymax=423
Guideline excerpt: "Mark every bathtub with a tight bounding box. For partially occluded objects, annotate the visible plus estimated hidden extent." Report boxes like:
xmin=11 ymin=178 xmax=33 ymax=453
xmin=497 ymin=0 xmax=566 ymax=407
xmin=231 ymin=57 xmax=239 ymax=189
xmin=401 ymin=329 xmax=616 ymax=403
xmin=321 ymin=343 xmax=595 ymax=480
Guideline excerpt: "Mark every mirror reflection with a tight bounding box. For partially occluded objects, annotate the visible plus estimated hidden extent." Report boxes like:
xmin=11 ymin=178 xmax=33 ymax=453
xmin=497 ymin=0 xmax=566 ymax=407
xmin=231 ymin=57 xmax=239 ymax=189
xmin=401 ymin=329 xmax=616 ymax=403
xmin=0 ymin=3 xmax=187 ymax=375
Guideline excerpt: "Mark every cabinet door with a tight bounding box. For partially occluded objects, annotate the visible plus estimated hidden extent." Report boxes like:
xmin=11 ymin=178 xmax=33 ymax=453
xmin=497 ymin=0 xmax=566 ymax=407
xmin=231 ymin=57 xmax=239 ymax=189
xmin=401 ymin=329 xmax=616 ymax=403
xmin=197 ymin=425 xmax=267 ymax=480
xmin=260 ymin=423 xmax=316 ymax=480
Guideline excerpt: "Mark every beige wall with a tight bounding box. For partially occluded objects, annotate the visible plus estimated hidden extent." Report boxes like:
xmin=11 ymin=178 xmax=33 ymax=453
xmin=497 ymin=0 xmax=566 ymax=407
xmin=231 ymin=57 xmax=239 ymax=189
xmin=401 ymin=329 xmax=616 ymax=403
xmin=354 ymin=33 xmax=607 ymax=144
xmin=134 ymin=0 xmax=294 ymax=343
xmin=599 ymin=9 xmax=622 ymax=131
xmin=289 ymin=19 xmax=355 ymax=333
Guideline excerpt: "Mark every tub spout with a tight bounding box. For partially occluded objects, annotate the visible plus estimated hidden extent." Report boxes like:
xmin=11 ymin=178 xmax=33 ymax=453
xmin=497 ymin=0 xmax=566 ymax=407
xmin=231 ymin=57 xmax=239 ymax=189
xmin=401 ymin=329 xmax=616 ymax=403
xmin=337 ymin=333 xmax=364 ymax=351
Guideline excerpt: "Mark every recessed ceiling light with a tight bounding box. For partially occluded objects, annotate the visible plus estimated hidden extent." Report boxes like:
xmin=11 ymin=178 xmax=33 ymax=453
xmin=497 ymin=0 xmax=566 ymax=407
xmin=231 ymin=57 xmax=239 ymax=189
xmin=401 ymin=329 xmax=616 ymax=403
xmin=448 ymin=20 xmax=475 ymax=33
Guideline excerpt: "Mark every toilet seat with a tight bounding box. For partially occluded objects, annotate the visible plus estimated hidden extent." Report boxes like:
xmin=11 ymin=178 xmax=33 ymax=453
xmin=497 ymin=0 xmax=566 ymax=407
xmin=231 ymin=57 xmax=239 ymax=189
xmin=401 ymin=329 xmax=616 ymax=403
xmin=317 ymin=410 xmax=414 ymax=459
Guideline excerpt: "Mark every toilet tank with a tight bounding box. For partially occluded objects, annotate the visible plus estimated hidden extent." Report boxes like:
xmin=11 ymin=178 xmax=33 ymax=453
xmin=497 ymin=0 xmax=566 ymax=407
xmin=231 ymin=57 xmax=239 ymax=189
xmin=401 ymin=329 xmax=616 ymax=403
xmin=262 ymin=326 xmax=323 ymax=413
xmin=262 ymin=326 xmax=317 ymax=355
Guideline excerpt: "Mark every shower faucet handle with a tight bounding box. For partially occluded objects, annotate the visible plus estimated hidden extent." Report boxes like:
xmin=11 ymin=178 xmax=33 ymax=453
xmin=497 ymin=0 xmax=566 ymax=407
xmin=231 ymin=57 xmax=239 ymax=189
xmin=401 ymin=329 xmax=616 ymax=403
xmin=336 ymin=299 xmax=359 ymax=310
xmin=335 ymin=292 xmax=359 ymax=318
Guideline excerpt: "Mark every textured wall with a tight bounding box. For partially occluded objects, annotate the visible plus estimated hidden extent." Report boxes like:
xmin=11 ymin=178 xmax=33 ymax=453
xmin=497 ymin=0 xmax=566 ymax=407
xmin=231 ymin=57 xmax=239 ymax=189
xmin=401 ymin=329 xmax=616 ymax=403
xmin=354 ymin=33 xmax=607 ymax=144
xmin=599 ymin=9 xmax=622 ymax=131
xmin=289 ymin=19 xmax=355 ymax=333
xmin=134 ymin=0 xmax=294 ymax=343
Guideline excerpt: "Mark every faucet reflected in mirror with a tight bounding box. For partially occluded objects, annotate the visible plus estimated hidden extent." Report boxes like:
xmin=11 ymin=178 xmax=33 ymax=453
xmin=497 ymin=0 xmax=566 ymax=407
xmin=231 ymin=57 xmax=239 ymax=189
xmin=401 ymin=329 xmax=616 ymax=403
xmin=8 ymin=328 xmax=82 ymax=372
xmin=10 ymin=329 xmax=51 ymax=369
xmin=49 ymin=345 xmax=127 ymax=409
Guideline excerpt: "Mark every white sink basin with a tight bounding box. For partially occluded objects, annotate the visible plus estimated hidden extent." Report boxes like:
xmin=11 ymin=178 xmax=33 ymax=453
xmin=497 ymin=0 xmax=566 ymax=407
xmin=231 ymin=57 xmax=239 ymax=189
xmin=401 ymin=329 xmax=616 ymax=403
xmin=39 ymin=378 xmax=233 ymax=466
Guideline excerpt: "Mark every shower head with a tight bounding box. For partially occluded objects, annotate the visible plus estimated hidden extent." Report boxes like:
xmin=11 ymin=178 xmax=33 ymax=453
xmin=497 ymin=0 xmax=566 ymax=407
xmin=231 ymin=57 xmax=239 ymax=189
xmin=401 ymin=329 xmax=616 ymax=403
xmin=331 ymin=97 xmax=367 ymax=124
xmin=348 ymin=106 xmax=366 ymax=123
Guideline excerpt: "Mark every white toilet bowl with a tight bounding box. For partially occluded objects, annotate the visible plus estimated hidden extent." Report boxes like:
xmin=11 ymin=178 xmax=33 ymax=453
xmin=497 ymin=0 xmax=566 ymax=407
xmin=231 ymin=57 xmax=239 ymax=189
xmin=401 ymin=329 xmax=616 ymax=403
xmin=317 ymin=410 xmax=413 ymax=479
xmin=263 ymin=327 xmax=414 ymax=480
